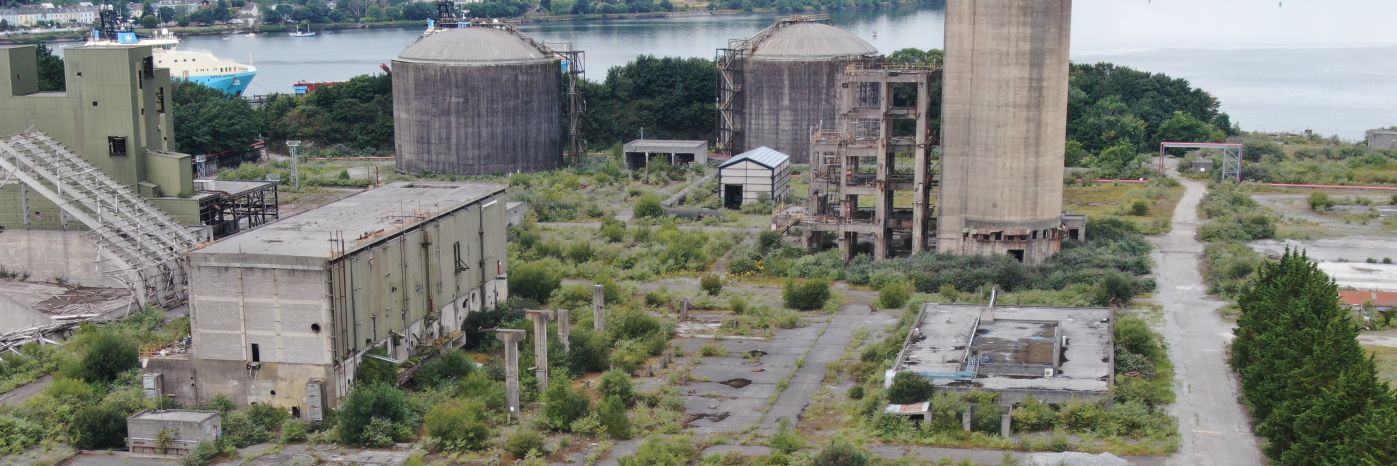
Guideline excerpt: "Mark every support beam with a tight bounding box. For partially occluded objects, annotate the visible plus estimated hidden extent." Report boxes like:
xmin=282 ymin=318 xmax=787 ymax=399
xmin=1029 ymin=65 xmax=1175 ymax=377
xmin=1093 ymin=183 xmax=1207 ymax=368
xmin=592 ymin=284 xmax=605 ymax=332
xmin=525 ymin=309 xmax=553 ymax=391
xmin=494 ymin=328 xmax=526 ymax=420
xmin=556 ymin=309 xmax=571 ymax=352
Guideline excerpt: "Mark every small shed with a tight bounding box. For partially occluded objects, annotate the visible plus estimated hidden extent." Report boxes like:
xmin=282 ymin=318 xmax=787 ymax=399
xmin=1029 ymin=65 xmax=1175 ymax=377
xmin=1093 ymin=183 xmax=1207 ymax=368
xmin=127 ymin=410 xmax=222 ymax=456
xmin=717 ymin=146 xmax=790 ymax=209
xmin=623 ymin=139 xmax=708 ymax=170
xmin=1367 ymin=129 xmax=1397 ymax=151
xmin=1192 ymin=158 xmax=1214 ymax=172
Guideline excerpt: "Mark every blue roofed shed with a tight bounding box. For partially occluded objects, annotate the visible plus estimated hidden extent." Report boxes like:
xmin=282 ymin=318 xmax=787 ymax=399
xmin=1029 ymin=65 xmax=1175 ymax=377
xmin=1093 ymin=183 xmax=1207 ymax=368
xmin=718 ymin=146 xmax=790 ymax=209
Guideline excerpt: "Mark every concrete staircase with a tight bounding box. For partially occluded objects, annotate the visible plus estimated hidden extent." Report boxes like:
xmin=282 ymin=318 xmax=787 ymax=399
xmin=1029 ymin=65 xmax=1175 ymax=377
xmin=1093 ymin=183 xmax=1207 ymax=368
xmin=0 ymin=131 xmax=200 ymax=307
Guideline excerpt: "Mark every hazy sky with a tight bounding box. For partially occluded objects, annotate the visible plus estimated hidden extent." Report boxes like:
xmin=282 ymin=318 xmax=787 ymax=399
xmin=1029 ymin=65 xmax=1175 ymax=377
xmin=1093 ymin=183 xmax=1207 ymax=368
xmin=1072 ymin=0 xmax=1397 ymax=53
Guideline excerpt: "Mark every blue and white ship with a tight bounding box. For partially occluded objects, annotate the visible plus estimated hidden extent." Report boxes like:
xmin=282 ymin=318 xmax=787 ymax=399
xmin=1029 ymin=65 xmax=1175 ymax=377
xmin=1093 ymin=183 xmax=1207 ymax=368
xmin=88 ymin=28 xmax=257 ymax=96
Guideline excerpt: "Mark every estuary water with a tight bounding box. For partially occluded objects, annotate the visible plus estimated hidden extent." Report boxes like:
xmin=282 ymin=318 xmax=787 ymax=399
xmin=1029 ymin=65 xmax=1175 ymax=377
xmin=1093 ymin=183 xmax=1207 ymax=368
xmin=111 ymin=0 xmax=1397 ymax=138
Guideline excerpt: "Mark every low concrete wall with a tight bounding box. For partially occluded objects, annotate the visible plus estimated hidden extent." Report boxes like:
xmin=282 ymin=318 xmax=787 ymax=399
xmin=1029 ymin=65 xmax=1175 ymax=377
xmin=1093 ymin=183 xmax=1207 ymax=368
xmin=0 ymin=229 xmax=111 ymax=286
xmin=144 ymin=357 xmax=334 ymax=414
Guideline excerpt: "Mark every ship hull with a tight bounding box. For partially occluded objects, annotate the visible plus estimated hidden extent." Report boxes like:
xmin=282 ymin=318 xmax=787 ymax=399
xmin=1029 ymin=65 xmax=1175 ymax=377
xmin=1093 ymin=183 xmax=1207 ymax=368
xmin=181 ymin=70 xmax=257 ymax=96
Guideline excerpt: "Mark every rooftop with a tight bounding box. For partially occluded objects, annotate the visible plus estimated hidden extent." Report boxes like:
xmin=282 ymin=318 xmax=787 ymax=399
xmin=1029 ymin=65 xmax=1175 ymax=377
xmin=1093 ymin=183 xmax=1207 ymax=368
xmin=396 ymin=27 xmax=553 ymax=65
xmin=749 ymin=22 xmax=877 ymax=61
xmin=624 ymin=139 xmax=708 ymax=153
xmin=895 ymin=303 xmax=1112 ymax=395
xmin=129 ymin=410 xmax=219 ymax=423
xmin=194 ymin=182 xmax=504 ymax=259
xmin=1340 ymin=289 xmax=1397 ymax=308
xmin=720 ymin=146 xmax=790 ymax=169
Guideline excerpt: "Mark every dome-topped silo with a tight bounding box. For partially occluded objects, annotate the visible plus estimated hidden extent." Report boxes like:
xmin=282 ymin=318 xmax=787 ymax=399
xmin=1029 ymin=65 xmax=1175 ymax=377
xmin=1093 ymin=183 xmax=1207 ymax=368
xmin=720 ymin=17 xmax=878 ymax=162
xmin=393 ymin=26 xmax=562 ymax=175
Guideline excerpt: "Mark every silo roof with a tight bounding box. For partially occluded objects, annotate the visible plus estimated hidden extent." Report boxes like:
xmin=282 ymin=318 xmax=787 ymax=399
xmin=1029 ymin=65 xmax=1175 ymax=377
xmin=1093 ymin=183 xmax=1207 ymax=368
xmin=396 ymin=27 xmax=554 ymax=65
xmin=749 ymin=22 xmax=877 ymax=60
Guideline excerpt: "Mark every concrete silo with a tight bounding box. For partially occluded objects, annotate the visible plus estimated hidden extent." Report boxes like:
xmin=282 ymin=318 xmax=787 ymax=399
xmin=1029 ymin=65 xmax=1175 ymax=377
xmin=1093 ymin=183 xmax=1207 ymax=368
xmin=936 ymin=0 xmax=1073 ymax=264
xmin=393 ymin=26 xmax=563 ymax=176
xmin=717 ymin=16 xmax=878 ymax=162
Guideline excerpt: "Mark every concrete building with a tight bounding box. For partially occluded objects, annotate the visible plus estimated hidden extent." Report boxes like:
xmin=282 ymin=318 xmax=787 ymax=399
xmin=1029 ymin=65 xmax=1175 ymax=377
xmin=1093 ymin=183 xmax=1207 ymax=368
xmin=804 ymin=62 xmax=935 ymax=260
xmin=717 ymin=15 xmax=878 ymax=162
xmin=127 ymin=410 xmax=221 ymax=456
xmin=1367 ymin=129 xmax=1397 ymax=151
xmin=891 ymin=302 xmax=1113 ymax=404
xmin=144 ymin=182 xmax=509 ymax=413
xmin=393 ymin=20 xmax=582 ymax=176
xmin=936 ymin=0 xmax=1074 ymax=264
xmin=717 ymin=146 xmax=790 ymax=209
xmin=623 ymin=139 xmax=707 ymax=170
xmin=0 ymin=5 xmax=98 ymax=27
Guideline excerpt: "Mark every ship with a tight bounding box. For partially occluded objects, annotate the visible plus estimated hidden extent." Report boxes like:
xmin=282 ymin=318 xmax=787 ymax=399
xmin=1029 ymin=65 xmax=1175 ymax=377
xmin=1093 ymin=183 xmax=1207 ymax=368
xmin=85 ymin=8 xmax=257 ymax=96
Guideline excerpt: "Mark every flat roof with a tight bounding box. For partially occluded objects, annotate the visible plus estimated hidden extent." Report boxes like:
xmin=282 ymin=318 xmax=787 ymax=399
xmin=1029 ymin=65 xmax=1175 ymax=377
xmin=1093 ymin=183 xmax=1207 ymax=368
xmin=129 ymin=410 xmax=219 ymax=423
xmin=896 ymin=304 xmax=1112 ymax=394
xmin=194 ymin=182 xmax=504 ymax=259
xmin=624 ymin=139 xmax=708 ymax=153
xmin=195 ymin=179 xmax=276 ymax=197
xmin=1318 ymin=262 xmax=1397 ymax=291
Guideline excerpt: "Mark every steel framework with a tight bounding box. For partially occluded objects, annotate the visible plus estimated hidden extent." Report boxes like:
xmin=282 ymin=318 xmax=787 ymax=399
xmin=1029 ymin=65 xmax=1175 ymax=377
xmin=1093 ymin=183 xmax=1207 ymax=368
xmin=714 ymin=14 xmax=832 ymax=156
xmin=1159 ymin=142 xmax=1244 ymax=182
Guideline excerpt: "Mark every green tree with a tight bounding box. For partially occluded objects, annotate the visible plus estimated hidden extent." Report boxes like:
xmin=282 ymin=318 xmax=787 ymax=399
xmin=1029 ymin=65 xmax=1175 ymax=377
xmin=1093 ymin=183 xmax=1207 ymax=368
xmin=72 ymin=332 xmax=137 ymax=384
xmin=508 ymin=262 xmax=562 ymax=303
xmin=597 ymin=394 xmax=631 ymax=439
xmin=69 ymin=404 xmax=127 ymax=450
xmin=1154 ymin=111 xmax=1223 ymax=146
xmin=141 ymin=14 xmax=159 ymax=28
xmin=173 ymin=81 xmax=259 ymax=155
xmin=579 ymin=55 xmax=716 ymax=147
xmin=886 ymin=371 xmax=933 ymax=404
xmin=597 ymin=369 xmax=634 ymax=406
xmin=337 ymin=383 xmax=410 ymax=446
xmin=539 ymin=373 xmax=589 ymax=431
xmin=1092 ymin=142 xmax=1142 ymax=178
xmin=35 ymin=44 xmax=65 ymax=92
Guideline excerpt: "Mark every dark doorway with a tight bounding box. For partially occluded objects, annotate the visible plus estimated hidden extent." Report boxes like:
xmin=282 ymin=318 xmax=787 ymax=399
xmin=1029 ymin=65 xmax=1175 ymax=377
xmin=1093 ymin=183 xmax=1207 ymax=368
xmin=1008 ymin=249 xmax=1025 ymax=263
xmin=250 ymin=343 xmax=261 ymax=362
xmin=723 ymin=184 xmax=743 ymax=210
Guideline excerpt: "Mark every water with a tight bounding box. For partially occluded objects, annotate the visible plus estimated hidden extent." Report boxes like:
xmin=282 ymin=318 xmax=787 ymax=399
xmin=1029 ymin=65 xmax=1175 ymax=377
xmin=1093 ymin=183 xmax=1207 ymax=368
xmin=70 ymin=0 xmax=1397 ymax=139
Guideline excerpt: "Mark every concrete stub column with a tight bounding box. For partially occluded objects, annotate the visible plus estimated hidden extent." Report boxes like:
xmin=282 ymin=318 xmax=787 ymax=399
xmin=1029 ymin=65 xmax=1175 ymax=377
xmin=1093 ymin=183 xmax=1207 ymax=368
xmin=680 ymin=298 xmax=689 ymax=321
xmin=495 ymin=329 xmax=526 ymax=420
xmin=592 ymin=285 xmax=606 ymax=332
xmin=556 ymin=309 xmax=571 ymax=353
xmin=1001 ymin=412 xmax=1012 ymax=438
xmin=962 ymin=405 xmax=973 ymax=432
xmin=525 ymin=310 xmax=553 ymax=391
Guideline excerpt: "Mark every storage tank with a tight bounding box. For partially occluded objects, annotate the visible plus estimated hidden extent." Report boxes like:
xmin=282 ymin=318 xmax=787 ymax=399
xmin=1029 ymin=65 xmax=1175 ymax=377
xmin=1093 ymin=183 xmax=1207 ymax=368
xmin=728 ymin=18 xmax=877 ymax=163
xmin=393 ymin=26 xmax=562 ymax=175
xmin=936 ymin=0 xmax=1073 ymax=264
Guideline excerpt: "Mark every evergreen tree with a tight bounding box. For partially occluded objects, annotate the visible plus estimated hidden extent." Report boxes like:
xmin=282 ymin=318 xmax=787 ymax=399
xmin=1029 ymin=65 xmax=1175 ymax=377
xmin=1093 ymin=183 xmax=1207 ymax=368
xmin=1276 ymin=358 xmax=1393 ymax=465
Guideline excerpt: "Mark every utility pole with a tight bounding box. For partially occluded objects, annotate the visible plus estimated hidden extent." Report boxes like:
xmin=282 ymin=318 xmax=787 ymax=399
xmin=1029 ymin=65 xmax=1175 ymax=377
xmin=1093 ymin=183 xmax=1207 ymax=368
xmin=286 ymin=140 xmax=301 ymax=190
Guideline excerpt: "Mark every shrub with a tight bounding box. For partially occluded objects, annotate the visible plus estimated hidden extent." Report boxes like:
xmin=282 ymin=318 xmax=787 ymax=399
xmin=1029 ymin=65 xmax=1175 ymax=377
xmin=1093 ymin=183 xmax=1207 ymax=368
xmin=279 ymin=419 xmax=308 ymax=443
xmin=72 ymin=332 xmax=137 ymax=384
xmin=1308 ymin=192 xmax=1333 ymax=211
xmin=598 ymin=369 xmax=635 ymax=406
xmin=877 ymin=281 xmax=913 ymax=309
xmin=608 ymin=307 xmax=668 ymax=343
xmin=0 ymin=414 xmax=41 ymax=455
xmin=567 ymin=329 xmax=611 ymax=374
xmin=635 ymin=194 xmax=666 ymax=218
xmin=505 ymin=429 xmax=546 ymax=458
xmin=424 ymin=400 xmax=490 ymax=451
xmin=1093 ymin=272 xmax=1136 ymax=307
xmin=338 ymin=384 xmax=410 ymax=446
xmin=757 ymin=230 xmax=783 ymax=254
xmin=540 ymin=375 xmax=590 ymax=431
xmin=783 ymin=279 xmax=831 ymax=310
xmin=768 ymin=419 xmax=806 ymax=453
xmin=886 ymin=372 xmax=933 ymax=404
xmin=619 ymin=436 xmax=696 ymax=466
xmin=597 ymin=395 xmax=632 ymax=439
xmin=812 ymin=439 xmax=869 ymax=466
xmin=414 ymin=350 xmax=475 ymax=388
xmin=847 ymin=385 xmax=865 ymax=400
xmin=699 ymin=341 xmax=727 ymax=357
xmin=728 ymin=295 xmax=749 ymax=314
xmin=700 ymin=273 xmax=723 ymax=296
xmin=361 ymin=417 xmax=400 ymax=448
xmin=1115 ymin=316 xmax=1165 ymax=362
xmin=509 ymin=262 xmax=562 ymax=303
xmin=69 ymin=404 xmax=127 ymax=450
xmin=609 ymin=339 xmax=651 ymax=373
xmin=1128 ymin=199 xmax=1150 ymax=216
xmin=566 ymin=241 xmax=595 ymax=263
xmin=181 ymin=441 xmax=221 ymax=466
xmin=459 ymin=371 xmax=508 ymax=413
xmin=1012 ymin=397 xmax=1057 ymax=432
xmin=600 ymin=220 xmax=627 ymax=243
xmin=356 ymin=348 xmax=398 ymax=386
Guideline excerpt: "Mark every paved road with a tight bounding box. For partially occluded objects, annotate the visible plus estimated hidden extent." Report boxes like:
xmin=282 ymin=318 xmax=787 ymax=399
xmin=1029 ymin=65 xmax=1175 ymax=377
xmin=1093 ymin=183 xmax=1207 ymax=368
xmin=756 ymin=304 xmax=887 ymax=434
xmin=1151 ymin=174 xmax=1264 ymax=466
xmin=0 ymin=374 xmax=51 ymax=406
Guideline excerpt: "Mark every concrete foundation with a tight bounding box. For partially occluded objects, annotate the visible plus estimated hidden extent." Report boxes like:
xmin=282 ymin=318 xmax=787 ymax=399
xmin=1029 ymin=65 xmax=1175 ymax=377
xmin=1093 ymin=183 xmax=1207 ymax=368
xmin=592 ymin=284 xmax=605 ymax=332
xmin=496 ymin=329 xmax=525 ymax=419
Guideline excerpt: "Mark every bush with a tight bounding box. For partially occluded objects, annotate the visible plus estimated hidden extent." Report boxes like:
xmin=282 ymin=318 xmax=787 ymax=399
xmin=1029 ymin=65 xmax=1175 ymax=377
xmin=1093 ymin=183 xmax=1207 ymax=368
xmin=459 ymin=371 xmax=508 ymax=413
xmin=424 ymin=400 xmax=490 ymax=451
xmin=812 ymin=439 xmax=869 ymax=466
xmin=847 ymin=385 xmax=865 ymax=400
xmin=699 ymin=273 xmax=722 ymax=296
xmin=72 ymin=332 xmax=137 ymax=384
xmin=279 ymin=419 xmax=308 ymax=443
xmin=69 ymin=404 xmax=127 ymax=450
xmin=356 ymin=348 xmax=398 ymax=386
xmin=361 ymin=417 xmax=400 ymax=448
xmin=877 ymin=281 xmax=913 ymax=309
xmin=539 ymin=375 xmax=590 ymax=431
xmin=566 ymin=241 xmax=595 ymax=263
xmin=414 ymin=350 xmax=475 ymax=388
xmin=598 ymin=369 xmax=635 ymax=406
xmin=886 ymin=372 xmax=933 ymax=404
xmin=1115 ymin=316 xmax=1165 ymax=362
xmin=597 ymin=395 xmax=632 ymax=439
xmin=505 ymin=429 xmax=546 ymax=458
xmin=757 ymin=230 xmax=783 ymax=254
xmin=1012 ymin=397 xmax=1057 ymax=432
xmin=1128 ymin=199 xmax=1150 ymax=216
xmin=509 ymin=262 xmax=563 ymax=303
xmin=338 ymin=384 xmax=410 ymax=446
xmin=567 ymin=329 xmax=611 ymax=374
xmin=181 ymin=441 xmax=221 ymax=466
xmin=768 ymin=418 xmax=806 ymax=453
xmin=1093 ymin=272 xmax=1137 ymax=307
xmin=618 ymin=436 xmax=696 ymax=466
xmin=600 ymin=220 xmax=627 ymax=243
xmin=1308 ymin=192 xmax=1333 ymax=211
xmin=635 ymin=194 xmax=666 ymax=218
xmin=783 ymin=279 xmax=831 ymax=310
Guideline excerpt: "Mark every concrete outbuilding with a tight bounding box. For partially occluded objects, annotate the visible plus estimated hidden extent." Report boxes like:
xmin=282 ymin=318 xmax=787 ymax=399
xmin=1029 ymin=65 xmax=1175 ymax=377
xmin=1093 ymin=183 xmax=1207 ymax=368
xmin=145 ymin=182 xmax=509 ymax=414
xmin=1367 ymin=129 xmax=1397 ymax=150
xmin=623 ymin=139 xmax=707 ymax=170
xmin=127 ymin=410 xmax=221 ymax=456
xmin=717 ymin=146 xmax=790 ymax=209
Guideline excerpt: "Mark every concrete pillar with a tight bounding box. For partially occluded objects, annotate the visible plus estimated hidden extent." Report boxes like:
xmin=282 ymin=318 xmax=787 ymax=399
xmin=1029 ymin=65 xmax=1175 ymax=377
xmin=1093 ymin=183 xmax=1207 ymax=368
xmin=556 ymin=309 xmax=571 ymax=352
xmin=679 ymin=298 xmax=689 ymax=321
xmin=494 ymin=329 xmax=526 ymax=420
xmin=1001 ymin=412 xmax=1012 ymax=438
xmin=592 ymin=285 xmax=605 ymax=332
xmin=962 ymin=406 xmax=973 ymax=432
xmin=525 ymin=310 xmax=553 ymax=391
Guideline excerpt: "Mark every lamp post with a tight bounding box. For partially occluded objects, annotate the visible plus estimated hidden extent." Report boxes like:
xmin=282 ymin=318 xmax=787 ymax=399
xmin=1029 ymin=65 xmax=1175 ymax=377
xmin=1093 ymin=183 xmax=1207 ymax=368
xmin=285 ymin=140 xmax=301 ymax=190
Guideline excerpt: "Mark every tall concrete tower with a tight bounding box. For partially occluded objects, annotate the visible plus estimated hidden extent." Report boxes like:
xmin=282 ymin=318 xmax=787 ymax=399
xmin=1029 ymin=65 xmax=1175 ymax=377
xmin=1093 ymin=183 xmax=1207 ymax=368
xmin=937 ymin=0 xmax=1073 ymax=264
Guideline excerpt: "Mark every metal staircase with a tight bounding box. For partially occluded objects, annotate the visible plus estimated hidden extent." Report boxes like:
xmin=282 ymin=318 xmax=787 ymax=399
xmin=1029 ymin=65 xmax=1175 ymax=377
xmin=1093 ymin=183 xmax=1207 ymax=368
xmin=0 ymin=131 xmax=200 ymax=307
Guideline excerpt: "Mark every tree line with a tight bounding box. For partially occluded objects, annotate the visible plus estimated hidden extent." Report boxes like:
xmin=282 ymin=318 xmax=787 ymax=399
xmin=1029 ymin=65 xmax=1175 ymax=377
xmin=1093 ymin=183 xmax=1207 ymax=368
xmin=1231 ymin=250 xmax=1396 ymax=464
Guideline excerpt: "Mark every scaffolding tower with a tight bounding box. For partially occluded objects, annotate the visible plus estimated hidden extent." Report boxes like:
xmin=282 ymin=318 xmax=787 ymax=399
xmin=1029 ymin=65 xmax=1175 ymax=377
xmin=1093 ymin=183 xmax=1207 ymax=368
xmin=803 ymin=63 xmax=939 ymax=261
xmin=715 ymin=14 xmax=832 ymax=156
xmin=0 ymin=131 xmax=202 ymax=307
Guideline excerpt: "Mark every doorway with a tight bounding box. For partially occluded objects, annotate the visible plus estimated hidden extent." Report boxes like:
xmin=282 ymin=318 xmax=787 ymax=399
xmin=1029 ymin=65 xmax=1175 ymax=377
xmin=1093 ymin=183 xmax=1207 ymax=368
xmin=724 ymin=184 xmax=743 ymax=210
